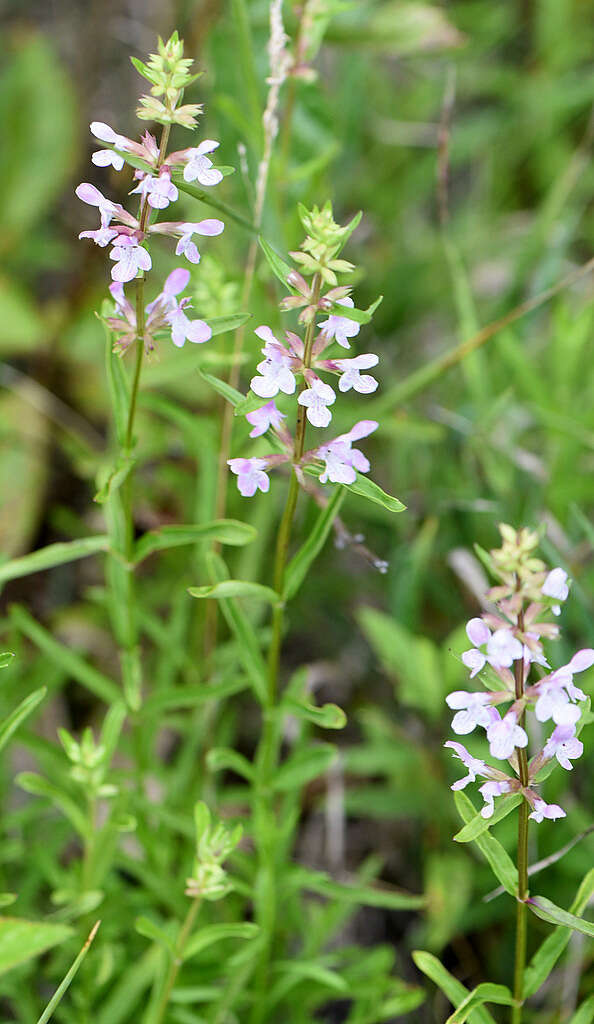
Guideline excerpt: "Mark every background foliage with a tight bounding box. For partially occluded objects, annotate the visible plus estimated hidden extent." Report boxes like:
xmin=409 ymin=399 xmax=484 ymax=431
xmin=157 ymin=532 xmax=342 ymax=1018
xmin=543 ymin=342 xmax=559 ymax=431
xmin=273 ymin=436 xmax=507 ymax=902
xmin=0 ymin=0 xmax=593 ymax=1021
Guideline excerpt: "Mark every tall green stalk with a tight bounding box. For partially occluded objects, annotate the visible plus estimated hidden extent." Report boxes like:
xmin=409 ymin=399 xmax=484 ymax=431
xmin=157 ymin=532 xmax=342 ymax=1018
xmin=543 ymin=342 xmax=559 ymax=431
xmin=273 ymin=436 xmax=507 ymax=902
xmin=249 ymin=274 xmax=322 ymax=1024
xmin=513 ymin=608 xmax=529 ymax=1024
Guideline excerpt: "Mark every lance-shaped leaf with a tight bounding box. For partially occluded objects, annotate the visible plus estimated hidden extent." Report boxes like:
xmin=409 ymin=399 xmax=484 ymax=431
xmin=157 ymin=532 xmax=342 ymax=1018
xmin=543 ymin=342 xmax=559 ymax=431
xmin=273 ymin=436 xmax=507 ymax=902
xmin=454 ymin=794 xmax=522 ymax=843
xmin=346 ymin=474 xmax=406 ymax=513
xmin=294 ymin=866 xmax=425 ymax=911
xmin=282 ymin=697 xmax=347 ymax=730
xmin=36 ymin=921 xmax=100 ymax=1024
xmin=176 ymin=179 xmax=257 ymax=233
xmin=284 ymin=487 xmax=345 ymax=600
xmin=568 ymin=994 xmax=594 ymax=1024
xmin=258 ymin=236 xmax=293 ymax=287
xmin=526 ymin=895 xmax=594 ymax=938
xmin=135 ymin=521 xmax=256 ymax=563
xmin=454 ymin=791 xmax=517 ymax=897
xmin=0 ymin=688 xmax=46 ymax=754
xmin=198 ymin=369 xmax=244 ymax=407
xmin=445 ymin=983 xmax=515 ymax=1023
xmin=182 ymin=922 xmax=259 ymax=962
xmin=188 ymin=580 xmax=280 ymax=605
xmin=273 ymin=744 xmax=338 ymax=792
xmin=0 ymin=918 xmax=73 ymax=976
xmin=413 ymin=951 xmax=496 ymax=1024
xmin=327 ymin=294 xmax=383 ymax=324
xmin=524 ymin=869 xmax=594 ymax=998
xmin=206 ymin=747 xmax=254 ymax=782
xmin=0 ymin=536 xmax=109 ymax=584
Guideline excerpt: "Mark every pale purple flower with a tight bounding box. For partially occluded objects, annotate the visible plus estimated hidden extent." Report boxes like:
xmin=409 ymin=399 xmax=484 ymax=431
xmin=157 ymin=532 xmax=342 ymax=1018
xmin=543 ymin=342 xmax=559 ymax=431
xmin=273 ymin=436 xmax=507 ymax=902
xmin=542 ymin=567 xmax=569 ymax=615
xmin=543 ymin=724 xmax=584 ymax=770
xmin=246 ymin=401 xmax=285 ymax=438
xmin=479 ymin=780 xmax=511 ymax=819
xmin=534 ymin=676 xmax=581 ymax=727
xmin=462 ymin=618 xmax=523 ymax=677
xmin=314 ymin=420 xmax=377 ymax=485
xmin=109 ymin=237 xmax=152 ymax=283
xmin=90 ymin=121 xmax=131 ymax=170
xmin=79 ymin=225 xmax=119 ymax=247
xmin=250 ymin=327 xmax=296 ymax=398
xmin=182 ymin=140 xmax=223 ymax=186
xmin=334 ymin=354 xmax=379 ymax=394
xmin=446 ymin=690 xmax=494 ymax=735
xmin=132 ymin=169 xmax=179 ymax=210
xmin=444 ymin=741 xmax=489 ymax=790
xmin=227 ymin=458 xmax=270 ymax=497
xmin=168 ymin=309 xmax=211 ymax=347
xmin=173 ymin=219 xmax=225 ymax=263
xmin=318 ymin=297 xmax=360 ymax=349
xmin=298 ymin=378 xmax=336 ymax=428
xmin=529 ymin=798 xmax=566 ymax=824
xmin=486 ymin=710 xmax=528 ymax=760
xmin=76 ymin=182 xmax=120 ymax=226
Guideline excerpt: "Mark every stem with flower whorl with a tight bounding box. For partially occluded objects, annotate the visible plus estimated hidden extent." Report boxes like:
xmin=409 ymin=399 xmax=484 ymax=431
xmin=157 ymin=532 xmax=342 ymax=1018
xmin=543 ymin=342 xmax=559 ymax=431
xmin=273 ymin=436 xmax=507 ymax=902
xmin=248 ymin=274 xmax=322 ymax=1024
xmin=513 ymin=607 xmax=529 ymax=1024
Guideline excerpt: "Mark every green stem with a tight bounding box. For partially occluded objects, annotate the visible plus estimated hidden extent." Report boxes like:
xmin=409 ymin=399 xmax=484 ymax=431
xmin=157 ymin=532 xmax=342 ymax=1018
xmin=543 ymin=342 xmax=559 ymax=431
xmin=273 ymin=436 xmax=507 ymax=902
xmin=152 ymin=897 xmax=201 ymax=1024
xmin=249 ymin=275 xmax=322 ymax=1024
xmin=512 ymin=608 xmax=529 ymax=1024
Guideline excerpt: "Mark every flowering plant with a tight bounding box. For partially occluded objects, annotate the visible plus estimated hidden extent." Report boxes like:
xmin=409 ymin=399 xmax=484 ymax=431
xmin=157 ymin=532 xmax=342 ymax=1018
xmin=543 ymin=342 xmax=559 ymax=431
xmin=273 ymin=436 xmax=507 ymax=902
xmin=427 ymin=524 xmax=594 ymax=1022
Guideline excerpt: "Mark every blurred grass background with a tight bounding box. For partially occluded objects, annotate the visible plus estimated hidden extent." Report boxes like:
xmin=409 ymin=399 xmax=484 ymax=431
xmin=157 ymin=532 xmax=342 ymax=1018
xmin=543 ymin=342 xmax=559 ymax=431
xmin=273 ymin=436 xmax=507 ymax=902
xmin=0 ymin=0 xmax=593 ymax=1020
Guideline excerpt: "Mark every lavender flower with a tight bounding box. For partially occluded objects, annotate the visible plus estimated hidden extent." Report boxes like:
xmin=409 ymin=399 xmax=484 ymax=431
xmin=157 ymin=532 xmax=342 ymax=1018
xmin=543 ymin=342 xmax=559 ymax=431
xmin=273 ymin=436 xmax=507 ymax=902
xmin=298 ymin=376 xmax=336 ymax=428
xmin=529 ymin=799 xmax=566 ymax=823
xmin=542 ymin=725 xmax=584 ymax=770
xmin=318 ymin=297 xmax=360 ymax=349
xmin=246 ymin=401 xmax=285 ymax=438
xmin=227 ymin=458 xmax=271 ymax=497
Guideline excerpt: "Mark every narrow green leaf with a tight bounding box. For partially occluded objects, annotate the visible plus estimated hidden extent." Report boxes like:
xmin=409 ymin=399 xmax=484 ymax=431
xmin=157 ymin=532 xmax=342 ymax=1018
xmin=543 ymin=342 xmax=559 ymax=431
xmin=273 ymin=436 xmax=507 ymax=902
xmin=176 ymin=180 xmax=257 ymax=233
xmin=205 ymin=553 xmax=268 ymax=705
xmin=134 ymin=521 xmax=256 ymax=563
xmin=102 ymin=318 xmax=129 ymax=448
xmin=135 ymin=917 xmax=175 ymax=954
xmin=206 ymin=747 xmax=254 ymax=781
xmin=284 ymin=487 xmax=345 ymax=600
xmin=188 ymin=580 xmax=280 ymax=605
xmin=0 ymin=537 xmax=109 ymax=584
xmin=182 ymin=922 xmax=259 ymax=962
xmin=35 ymin=921 xmax=100 ymax=1024
xmin=346 ymin=474 xmax=406 ymax=513
xmin=0 ymin=652 xmax=14 ymax=669
xmin=9 ymin=605 xmax=121 ymax=705
xmin=142 ymin=678 xmax=248 ymax=715
xmin=0 ymin=917 xmax=73 ymax=976
xmin=282 ymin=697 xmax=347 ymax=730
xmin=258 ymin=236 xmax=293 ymax=287
xmin=16 ymin=773 xmax=88 ymax=837
xmin=296 ymin=868 xmax=425 ymax=911
xmin=198 ymin=369 xmax=244 ymax=407
xmin=271 ymin=960 xmax=349 ymax=997
xmin=524 ymin=869 xmax=594 ymax=998
xmin=527 ymin=895 xmax=594 ymax=937
xmin=207 ymin=313 xmax=252 ymax=336
xmin=454 ymin=791 xmax=517 ymax=897
xmin=412 ymin=951 xmax=496 ymax=1024
xmin=328 ymin=294 xmax=383 ymax=325
xmin=568 ymin=994 xmax=594 ymax=1024
xmin=445 ymin=983 xmax=515 ymax=1023
xmin=234 ymin=392 xmax=268 ymax=417
xmin=454 ymin=794 xmax=522 ymax=843
xmin=0 ymin=687 xmax=46 ymax=753
xmin=273 ymin=744 xmax=338 ymax=792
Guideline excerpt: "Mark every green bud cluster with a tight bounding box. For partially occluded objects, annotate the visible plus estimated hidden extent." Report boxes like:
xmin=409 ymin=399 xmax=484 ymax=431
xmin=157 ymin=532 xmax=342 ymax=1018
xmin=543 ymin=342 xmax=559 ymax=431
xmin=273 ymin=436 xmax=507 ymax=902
xmin=487 ymin=523 xmax=547 ymax=602
xmin=185 ymin=802 xmax=243 ymax=900
xmin=290 ymin=201 xmax=361 ymax=285
xmin=58 ymin=727 xmax=117 ymax=798
xmin=132 ymin=31 xmax=203 ymax=128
